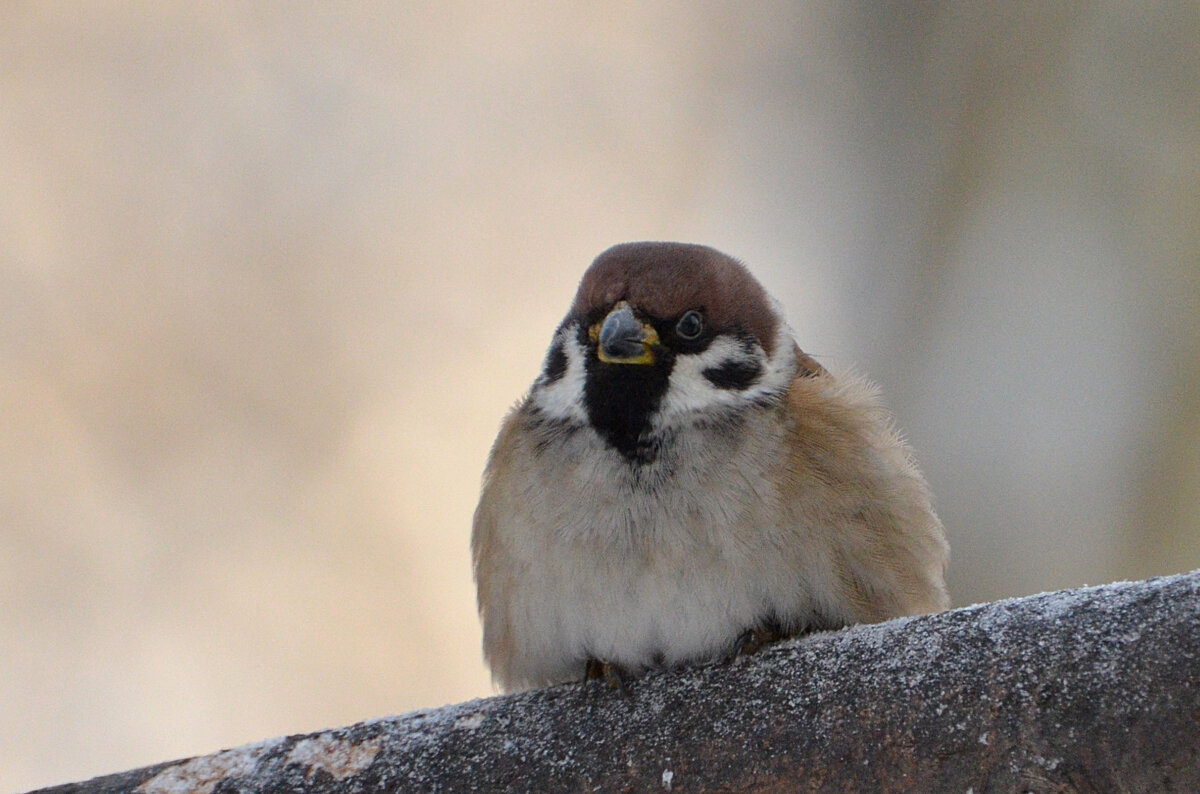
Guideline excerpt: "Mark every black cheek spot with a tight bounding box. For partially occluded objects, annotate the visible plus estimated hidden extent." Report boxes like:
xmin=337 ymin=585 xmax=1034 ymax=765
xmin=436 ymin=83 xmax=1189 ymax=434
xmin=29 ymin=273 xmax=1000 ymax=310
xmin=542 ymin=338 xmax=567 ymax=383
xmin=703 ymin=359 xmax=763 ymax=391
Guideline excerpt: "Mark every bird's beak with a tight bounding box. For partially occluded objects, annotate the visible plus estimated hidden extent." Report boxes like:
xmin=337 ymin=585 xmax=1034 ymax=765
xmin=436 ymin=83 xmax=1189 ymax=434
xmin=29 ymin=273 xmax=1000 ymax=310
xmin=591 ymin=301 xmax=659 ymax=365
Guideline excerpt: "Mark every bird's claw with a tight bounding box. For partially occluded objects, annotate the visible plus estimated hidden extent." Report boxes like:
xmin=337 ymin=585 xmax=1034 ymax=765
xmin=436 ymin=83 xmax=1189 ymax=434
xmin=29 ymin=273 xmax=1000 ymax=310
xmin=583 ymin=658 xmax=632 ymax=697
xmin=729 ymin=625 xmax=784 ymax=661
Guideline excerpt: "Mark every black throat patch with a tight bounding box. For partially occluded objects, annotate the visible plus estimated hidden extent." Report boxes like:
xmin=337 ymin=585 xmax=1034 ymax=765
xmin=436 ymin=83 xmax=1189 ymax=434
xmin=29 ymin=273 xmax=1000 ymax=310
xmin=581 ymin=330 xmax=674 ymax=463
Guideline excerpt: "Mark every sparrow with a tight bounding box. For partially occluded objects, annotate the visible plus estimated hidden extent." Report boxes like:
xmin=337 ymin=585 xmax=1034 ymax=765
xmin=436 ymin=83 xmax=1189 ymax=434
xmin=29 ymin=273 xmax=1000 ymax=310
xmin=472 ymin=242 xmax=949 ymax=692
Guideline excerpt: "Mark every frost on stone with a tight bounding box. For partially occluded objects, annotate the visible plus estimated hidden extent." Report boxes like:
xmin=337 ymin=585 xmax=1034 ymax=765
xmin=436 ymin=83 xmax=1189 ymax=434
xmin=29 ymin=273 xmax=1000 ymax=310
xmin=286 ymin=734 xmax=381 ymax=781
xmin=135 ymin=738 xmax=284 ymax=794
xmin=453 ymin=711 xmax=486 ymax=730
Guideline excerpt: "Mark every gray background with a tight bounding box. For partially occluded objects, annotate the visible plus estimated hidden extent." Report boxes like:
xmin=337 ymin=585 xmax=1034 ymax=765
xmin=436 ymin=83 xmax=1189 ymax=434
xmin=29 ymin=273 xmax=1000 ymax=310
xmin=4 ymin=4 xmax=1199 ymax=790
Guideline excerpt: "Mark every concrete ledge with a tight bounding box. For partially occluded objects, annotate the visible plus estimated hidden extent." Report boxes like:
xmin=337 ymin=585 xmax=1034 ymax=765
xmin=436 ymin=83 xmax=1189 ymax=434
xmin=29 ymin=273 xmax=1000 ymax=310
xmin=32 ymin=571 xmax=1200 ymax=793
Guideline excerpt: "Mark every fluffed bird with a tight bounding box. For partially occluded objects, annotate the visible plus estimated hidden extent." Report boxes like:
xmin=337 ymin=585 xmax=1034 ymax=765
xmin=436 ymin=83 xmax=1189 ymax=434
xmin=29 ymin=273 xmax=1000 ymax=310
xmin=472 ymin=242 xmax=949 ymax=692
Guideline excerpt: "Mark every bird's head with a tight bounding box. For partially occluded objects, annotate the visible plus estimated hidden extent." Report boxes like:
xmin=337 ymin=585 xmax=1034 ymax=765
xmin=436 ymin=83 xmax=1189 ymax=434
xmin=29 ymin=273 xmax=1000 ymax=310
xmin=529 ymin=242 xmax=813 ymax=462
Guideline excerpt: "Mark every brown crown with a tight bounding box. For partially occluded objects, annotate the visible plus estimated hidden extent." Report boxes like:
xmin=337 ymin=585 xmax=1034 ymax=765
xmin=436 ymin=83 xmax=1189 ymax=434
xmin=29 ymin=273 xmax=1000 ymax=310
xmin=571 ymin=242 xmax=780 ymax=355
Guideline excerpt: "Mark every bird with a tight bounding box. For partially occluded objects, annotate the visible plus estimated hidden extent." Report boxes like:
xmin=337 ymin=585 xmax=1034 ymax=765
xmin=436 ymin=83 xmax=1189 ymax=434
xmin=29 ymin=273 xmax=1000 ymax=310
xmin=472 ymin=242 xmax=949 ymax=692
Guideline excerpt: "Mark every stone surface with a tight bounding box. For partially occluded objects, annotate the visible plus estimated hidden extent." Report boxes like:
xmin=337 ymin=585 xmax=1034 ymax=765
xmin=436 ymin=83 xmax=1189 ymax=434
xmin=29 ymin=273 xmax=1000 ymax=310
xmin=32 ymin=571 xmax=1200 ymax=793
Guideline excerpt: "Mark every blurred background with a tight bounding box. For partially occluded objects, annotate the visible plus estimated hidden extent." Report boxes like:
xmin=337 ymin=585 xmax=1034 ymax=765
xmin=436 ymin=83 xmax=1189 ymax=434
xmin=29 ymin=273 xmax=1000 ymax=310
xmin=3 ymin=3 xmax=1199 ymax=790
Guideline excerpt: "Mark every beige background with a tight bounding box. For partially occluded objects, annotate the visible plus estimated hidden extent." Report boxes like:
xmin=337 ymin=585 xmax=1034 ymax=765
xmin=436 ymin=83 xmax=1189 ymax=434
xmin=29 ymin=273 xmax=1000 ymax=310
xmin=4 ymin=4 xmax=1200 ymax=790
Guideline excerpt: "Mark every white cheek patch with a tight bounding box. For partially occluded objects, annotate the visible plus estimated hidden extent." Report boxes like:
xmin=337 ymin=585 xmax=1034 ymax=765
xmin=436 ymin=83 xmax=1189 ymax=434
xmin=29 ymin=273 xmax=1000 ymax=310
xmin=765 ymin=319 xmax=798 ymax=386
xmin=656 ymin=324 xmax=797 ymax=428
xmin=529 ymin=326 xmax=589 ymax=423
xmin=530 ymin=319 xmax=799 ymax=430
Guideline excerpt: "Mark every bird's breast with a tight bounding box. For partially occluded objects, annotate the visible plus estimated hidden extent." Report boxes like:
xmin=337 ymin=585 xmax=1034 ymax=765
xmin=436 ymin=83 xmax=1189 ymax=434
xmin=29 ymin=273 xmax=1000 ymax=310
xmin=521 ymin=408 xmax=789 ymax=552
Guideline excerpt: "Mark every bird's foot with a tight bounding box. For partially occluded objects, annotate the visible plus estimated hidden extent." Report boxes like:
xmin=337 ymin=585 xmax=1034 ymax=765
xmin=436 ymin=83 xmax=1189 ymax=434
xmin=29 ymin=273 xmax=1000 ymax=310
xmin=583 ymin=658 xmax=632 ymax=697
xmin=729 ymin=625 xmax=784 ymax=661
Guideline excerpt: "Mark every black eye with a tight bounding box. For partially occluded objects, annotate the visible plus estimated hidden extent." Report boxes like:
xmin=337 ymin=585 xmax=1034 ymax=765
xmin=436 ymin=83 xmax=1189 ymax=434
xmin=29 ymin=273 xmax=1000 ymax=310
xmin=675 ymin=310 xmax=704 ymax=340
